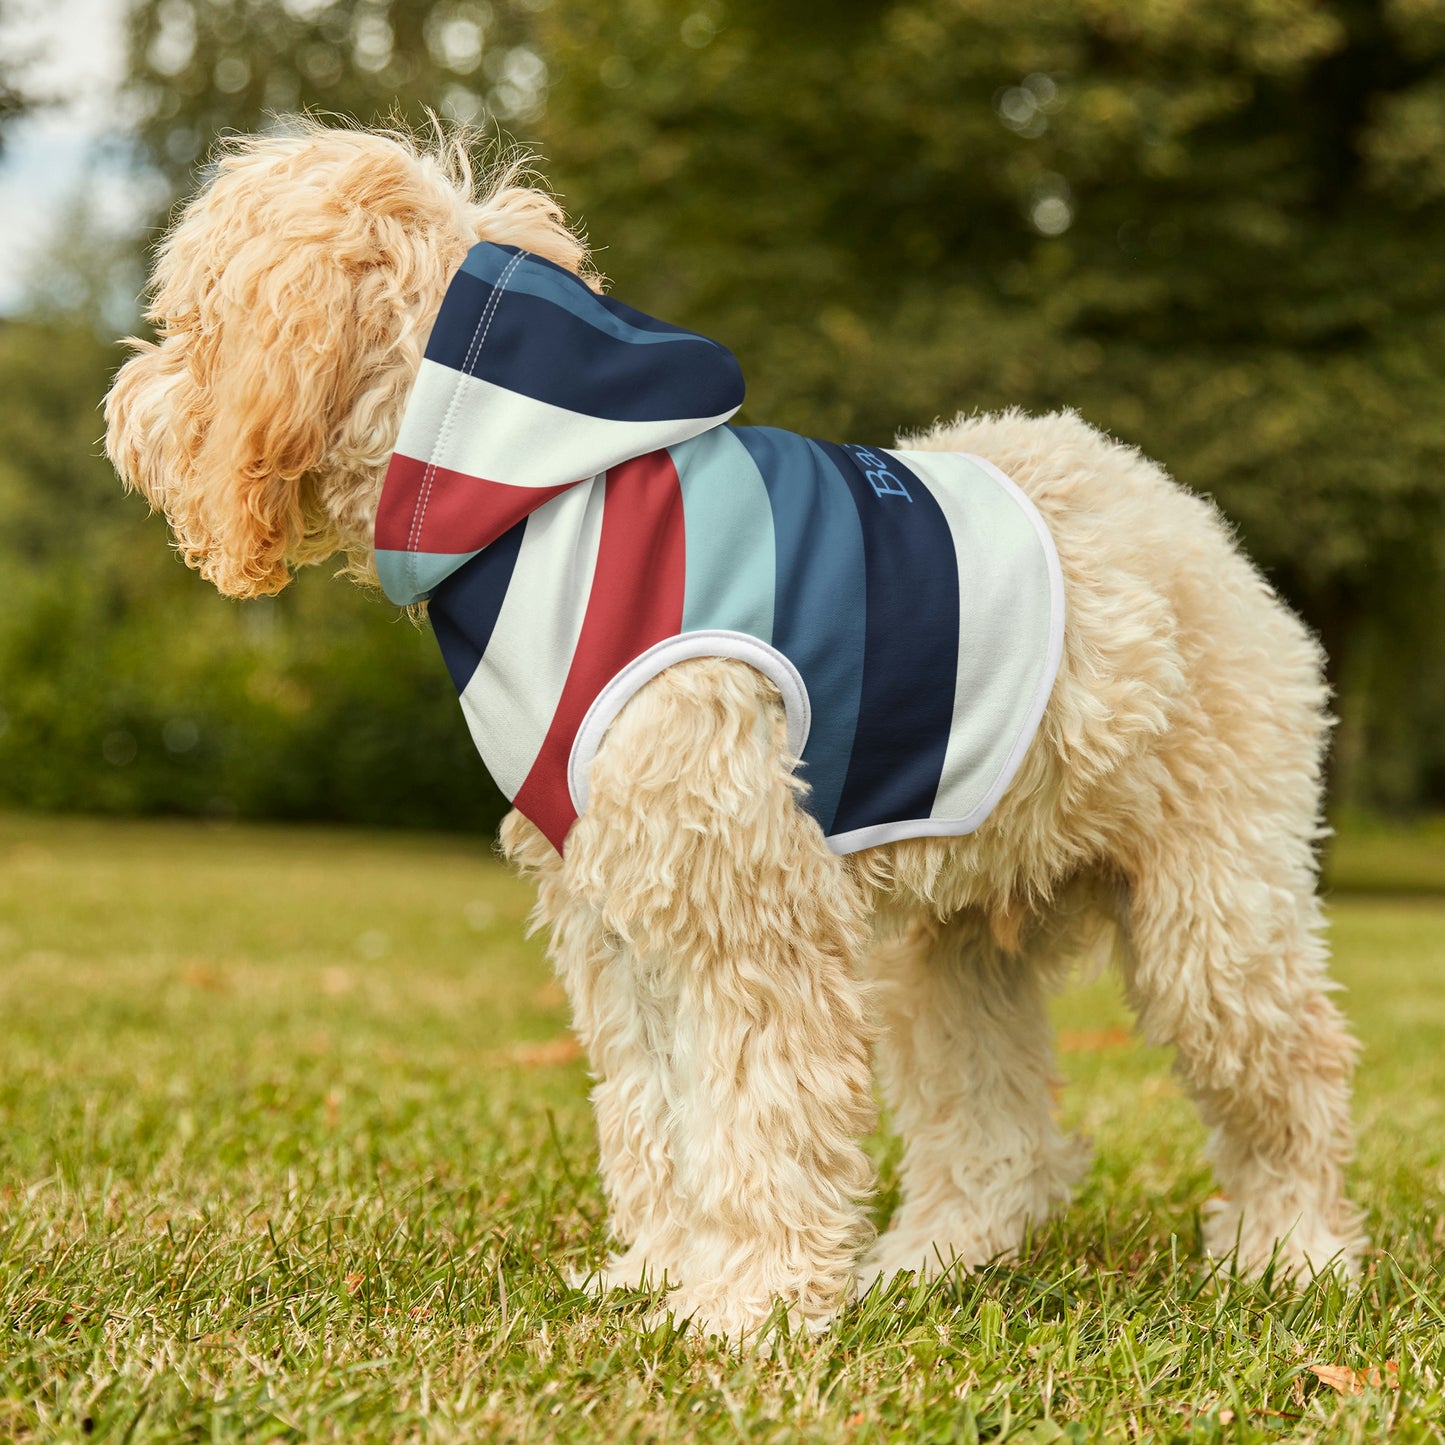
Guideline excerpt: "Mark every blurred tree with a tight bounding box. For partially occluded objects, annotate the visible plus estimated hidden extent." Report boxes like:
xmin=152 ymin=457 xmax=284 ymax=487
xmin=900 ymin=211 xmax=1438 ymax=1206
xmin=7 ymin=0 xmax=546 ymax=833
xmin=0 ymin=315 xmax=509 ymax=830
xmin=0 ymin=0 xmax=37 ymax=152
xmin=13 ymin=0 xmax=1437 ymax=825
xmin=532 ymin=0 xmax=1445 ymax=807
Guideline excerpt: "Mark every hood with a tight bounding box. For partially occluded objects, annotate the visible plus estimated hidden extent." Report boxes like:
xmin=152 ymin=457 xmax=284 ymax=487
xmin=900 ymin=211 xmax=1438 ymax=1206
xmin=375 ymin=242 xmax=746 ymax=606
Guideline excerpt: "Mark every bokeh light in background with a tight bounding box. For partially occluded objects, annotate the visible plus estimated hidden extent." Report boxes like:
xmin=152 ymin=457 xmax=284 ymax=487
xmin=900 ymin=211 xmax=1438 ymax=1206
xmin=0 ymin=0 xmax=142 ymax=317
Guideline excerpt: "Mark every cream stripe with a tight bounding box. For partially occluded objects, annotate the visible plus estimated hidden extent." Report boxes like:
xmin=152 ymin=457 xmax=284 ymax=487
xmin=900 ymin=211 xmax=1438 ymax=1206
xmin=395 ymin=360 xmax=740 ymax=491
xmin=888 ymin=450 xmax=1063 ymax=833
xmin=457 ymin=478 xmax=606 ymax=799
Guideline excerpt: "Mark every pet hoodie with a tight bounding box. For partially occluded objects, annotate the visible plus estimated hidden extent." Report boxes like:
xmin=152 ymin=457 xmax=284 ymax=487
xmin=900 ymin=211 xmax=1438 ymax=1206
xmin=376 ymin=242 xmax=1064 ymax=855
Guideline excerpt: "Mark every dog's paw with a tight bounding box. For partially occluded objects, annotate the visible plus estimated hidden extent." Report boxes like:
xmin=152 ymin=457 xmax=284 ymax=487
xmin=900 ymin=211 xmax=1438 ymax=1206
xmin=860 ymin=1137 xmax=1091 ymax=1295
xmin=859 ymin=1216 xmax=1024 ymax=1294
xmin=1202 ymin=1196 xmax=1366 ymax=1282
xmin=570 ymin=1245 xmax=674 ymax=1296
xmin=645 ymin=1287 xmax=837 ymax=1350
xmin=856 ymin=1241 xmax=985 ymax=1297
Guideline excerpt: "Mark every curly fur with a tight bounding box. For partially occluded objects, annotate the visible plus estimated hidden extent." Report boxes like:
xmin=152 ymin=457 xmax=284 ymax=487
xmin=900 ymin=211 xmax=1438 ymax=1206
xmin=106 ymin=122 xmax=1365 ymax=1343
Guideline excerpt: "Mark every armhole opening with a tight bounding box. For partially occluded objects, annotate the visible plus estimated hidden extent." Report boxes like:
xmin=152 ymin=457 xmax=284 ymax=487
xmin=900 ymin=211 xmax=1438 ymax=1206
xmin=567 ymin=631 xmax=812 ymax=816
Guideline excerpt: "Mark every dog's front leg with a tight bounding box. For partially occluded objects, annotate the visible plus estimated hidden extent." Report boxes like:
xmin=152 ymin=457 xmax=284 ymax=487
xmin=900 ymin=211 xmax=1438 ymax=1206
xmin=501 ymin=810 xmax=689 ymax=1291
xmin=564 ymin=659 xmax=878 ymax=1344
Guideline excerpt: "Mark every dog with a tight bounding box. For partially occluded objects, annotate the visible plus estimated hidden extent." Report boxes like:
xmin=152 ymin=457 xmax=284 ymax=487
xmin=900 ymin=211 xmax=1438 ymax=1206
xmin=105 ymin=121 xmax=1364 ymax=1342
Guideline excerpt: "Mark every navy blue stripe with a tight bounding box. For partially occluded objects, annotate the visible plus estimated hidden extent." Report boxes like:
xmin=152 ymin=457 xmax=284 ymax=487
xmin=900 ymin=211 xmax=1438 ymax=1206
xmin=425 ymin=270 xmax=745 ymax=424
xmin=427 ymin=519 xmax=527 ymax=694
xmin=815 ymin=441 xmax=960 ymax=836
xmin=461 ymin=244 xmax=720 ymax=343
xmin=733 ymin=426 xmax=867 ymax=835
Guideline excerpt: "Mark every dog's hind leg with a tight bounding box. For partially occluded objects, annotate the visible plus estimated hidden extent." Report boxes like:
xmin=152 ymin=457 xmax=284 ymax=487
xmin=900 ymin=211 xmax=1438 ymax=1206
xmin=1120 ymin=825 xmax=1364 ymax=1279
xmin=562 ymin=658 xmax=878 ymax=1342
xmin=859 ymin=912 xmax=1088 ymax=1289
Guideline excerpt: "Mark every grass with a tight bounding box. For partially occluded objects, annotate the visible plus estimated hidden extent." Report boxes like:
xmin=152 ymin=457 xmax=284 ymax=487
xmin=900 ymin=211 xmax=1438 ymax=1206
xmin=1324 ymin=811 xmax=1445 ymax=896
xmin=1 ymin=812 xmax=1443 ymax=1443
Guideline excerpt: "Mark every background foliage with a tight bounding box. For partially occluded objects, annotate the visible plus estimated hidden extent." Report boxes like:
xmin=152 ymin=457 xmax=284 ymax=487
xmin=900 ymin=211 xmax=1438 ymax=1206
xmin=0 ymin=0 xmax=33 ymax=152
xmin=3 ymin=0 xmax=1445 ymax=827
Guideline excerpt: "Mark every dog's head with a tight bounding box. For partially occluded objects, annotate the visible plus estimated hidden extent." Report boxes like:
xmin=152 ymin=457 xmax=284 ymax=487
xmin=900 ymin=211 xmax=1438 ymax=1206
xmin=105 ymin=121 xmax=590 ymax=598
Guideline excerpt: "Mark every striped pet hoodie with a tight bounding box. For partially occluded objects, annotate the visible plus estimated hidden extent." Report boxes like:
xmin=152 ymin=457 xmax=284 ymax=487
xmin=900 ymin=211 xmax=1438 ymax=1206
xmin=376 ymin=243 xmax=1065 ymax=855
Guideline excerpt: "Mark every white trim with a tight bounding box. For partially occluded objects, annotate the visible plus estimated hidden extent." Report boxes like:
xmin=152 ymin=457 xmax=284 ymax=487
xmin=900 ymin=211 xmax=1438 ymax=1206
xmin=567 ymin=631 xmax=813 ymax=817
xmin=823 ymin=813 xmax=1007 ymax=855
xmin=955 ymin=451 xmax=1067 ymax=822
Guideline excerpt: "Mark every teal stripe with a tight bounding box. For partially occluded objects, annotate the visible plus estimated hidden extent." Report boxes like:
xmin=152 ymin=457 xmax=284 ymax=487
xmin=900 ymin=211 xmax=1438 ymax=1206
xmin=376 ymin=547 xmax=482 ymax=606
xmin=671 ymin=428 xmax=775 ymax=641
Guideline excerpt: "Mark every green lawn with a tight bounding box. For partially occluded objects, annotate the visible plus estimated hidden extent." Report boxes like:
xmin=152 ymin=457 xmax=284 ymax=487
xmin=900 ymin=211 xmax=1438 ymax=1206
xmin=1324 ymin=811 xmax=1445 ymax=897
xmin=2 ymin=813 xmax=1442 ymax=1443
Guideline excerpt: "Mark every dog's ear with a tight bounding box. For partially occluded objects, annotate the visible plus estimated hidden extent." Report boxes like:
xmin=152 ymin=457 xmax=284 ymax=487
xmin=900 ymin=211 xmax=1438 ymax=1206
xmin=171 ymin=218 xmax=407 ymax=598
xmin=107 ymin=177 xmax=404 ymax=598
xmin=107 ymin=130 xmax=477 ymax=598
xmin=106 ymin=329 xmax=207 ymax=562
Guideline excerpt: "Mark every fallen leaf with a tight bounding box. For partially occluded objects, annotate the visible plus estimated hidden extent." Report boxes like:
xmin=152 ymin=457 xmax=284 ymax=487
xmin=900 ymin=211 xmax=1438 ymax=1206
xmin=1310 ymin=1362 xmax=1399 ymax=1395
xmin=500 ymin=1037 xmax=584 ymax=1068
xmin=344 ymin=1273 xmax=365 ymax=1296
xmin=180 ymin=960 xmax=229 ymax=993
xmin=1056 ymin=1027 xmax=1133 ymax=1052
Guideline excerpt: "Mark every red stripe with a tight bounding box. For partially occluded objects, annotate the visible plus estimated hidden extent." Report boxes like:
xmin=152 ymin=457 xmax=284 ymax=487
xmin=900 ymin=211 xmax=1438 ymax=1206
xmin=513 ymin=450 xmax=688 ymax=851
xmin=375 ymin=453 xmax=573 ymax=555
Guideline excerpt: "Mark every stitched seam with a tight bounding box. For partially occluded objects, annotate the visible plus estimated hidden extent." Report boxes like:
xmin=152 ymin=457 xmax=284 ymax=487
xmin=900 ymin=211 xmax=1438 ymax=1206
xmin=407 ymin=250 xmax=523 ymax=577
xmin=405 ymin=250 xmax=526 ymax=596
xmin=408 ymin=251 xmax=519 ymax=556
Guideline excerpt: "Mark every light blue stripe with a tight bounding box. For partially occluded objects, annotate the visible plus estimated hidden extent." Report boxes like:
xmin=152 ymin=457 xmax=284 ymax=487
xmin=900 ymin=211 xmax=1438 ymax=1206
xmin=672 ymin=429 xmax=775 ymax=642
xmin=734 ymin=426 xmax=867 ymax=835
xmin=459 ymin=245 xmax=716 ymax=349
xmin=376 ymin=547 xmax=481 ymax=606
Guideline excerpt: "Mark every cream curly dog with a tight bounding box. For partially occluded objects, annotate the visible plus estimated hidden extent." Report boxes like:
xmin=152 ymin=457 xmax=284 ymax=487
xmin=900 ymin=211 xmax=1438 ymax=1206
xmin=105 ymin=123 xmax=1364 ymax=1342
